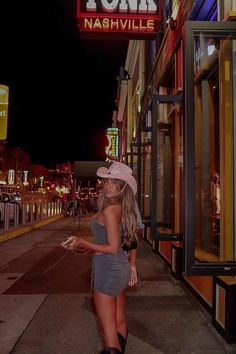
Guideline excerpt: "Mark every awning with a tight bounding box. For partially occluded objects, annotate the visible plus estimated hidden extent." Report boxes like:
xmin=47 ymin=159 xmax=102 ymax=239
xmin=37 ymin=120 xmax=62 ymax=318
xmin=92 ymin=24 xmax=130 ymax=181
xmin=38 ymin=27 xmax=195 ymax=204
xmin=74 ymin=161 xmax=111 ymax=178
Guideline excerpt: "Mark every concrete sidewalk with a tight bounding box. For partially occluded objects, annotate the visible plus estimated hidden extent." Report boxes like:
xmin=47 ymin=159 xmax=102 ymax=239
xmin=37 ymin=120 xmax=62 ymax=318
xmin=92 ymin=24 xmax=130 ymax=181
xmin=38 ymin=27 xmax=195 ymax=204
xmin=0 ymin=214 xmax=236 ymax=354
xmin=125 ymin=244 xmax=236 ymax=354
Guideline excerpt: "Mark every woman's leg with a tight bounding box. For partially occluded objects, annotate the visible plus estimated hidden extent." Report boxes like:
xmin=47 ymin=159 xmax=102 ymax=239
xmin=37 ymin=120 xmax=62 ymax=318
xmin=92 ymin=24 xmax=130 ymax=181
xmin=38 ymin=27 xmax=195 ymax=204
xmin=116 ymin=291 xmax=128 ymax=353
xmin=94 ymin=289 xmax=121 ymax=351
xmin=116 ymin=291 xmax=127 ymax=337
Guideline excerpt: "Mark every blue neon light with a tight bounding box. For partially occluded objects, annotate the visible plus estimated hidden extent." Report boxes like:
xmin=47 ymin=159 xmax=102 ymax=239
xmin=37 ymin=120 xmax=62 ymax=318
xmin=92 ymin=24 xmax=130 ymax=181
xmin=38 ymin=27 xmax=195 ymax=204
xmin=188 ymin=0 xmax=217 ymax=21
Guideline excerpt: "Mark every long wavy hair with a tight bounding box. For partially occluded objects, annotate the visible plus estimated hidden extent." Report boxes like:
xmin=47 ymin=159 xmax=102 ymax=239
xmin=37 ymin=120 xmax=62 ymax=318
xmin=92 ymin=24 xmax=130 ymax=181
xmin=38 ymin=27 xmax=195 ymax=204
xmin=96 ymin=178 xmax=138 ymax=242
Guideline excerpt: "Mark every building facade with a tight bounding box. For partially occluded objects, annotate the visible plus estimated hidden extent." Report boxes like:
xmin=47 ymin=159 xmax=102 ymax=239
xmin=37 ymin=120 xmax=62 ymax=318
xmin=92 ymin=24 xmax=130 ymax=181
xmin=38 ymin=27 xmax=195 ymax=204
xmin=117 ymin=0 xmax=236 ymax=343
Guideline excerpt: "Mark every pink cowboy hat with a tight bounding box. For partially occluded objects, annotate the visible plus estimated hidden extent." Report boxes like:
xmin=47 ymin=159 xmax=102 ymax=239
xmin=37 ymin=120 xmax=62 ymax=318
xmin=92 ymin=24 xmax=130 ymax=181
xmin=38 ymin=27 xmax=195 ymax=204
xmin=96 ymin=162 xmax=137 ymax=195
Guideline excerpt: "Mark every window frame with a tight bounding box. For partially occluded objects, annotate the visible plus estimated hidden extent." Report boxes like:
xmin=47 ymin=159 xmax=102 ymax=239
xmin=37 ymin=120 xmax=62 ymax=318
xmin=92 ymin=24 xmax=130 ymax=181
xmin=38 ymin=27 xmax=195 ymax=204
xmin=184 ymin=21 xmax=236 ymax=275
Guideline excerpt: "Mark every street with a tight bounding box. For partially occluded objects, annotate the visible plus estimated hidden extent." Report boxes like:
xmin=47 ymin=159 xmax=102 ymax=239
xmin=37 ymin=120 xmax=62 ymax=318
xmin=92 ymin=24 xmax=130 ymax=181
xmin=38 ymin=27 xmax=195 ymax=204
xmin=0 ymin=215 xmax=236 ymax=354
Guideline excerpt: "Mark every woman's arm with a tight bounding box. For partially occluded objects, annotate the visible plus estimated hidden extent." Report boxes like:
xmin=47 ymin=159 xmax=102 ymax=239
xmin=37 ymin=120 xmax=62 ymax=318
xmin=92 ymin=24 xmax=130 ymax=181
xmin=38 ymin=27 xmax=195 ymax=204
xmin=68 ymin=205 xmax=121 ymax=254
xmin=128 ymin=248 xmax=138 ymax=286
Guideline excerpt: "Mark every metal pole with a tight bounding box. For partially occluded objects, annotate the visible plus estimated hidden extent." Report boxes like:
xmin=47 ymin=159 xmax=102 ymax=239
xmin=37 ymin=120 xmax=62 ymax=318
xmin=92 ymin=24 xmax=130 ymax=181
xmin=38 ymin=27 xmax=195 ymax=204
xmin=130 ymin=144 xmax=133 ymax=170
xmin=151 ymin=95 xmax=158 ymax=240
xmin=137 ymin=117 xmax=142 ymax=211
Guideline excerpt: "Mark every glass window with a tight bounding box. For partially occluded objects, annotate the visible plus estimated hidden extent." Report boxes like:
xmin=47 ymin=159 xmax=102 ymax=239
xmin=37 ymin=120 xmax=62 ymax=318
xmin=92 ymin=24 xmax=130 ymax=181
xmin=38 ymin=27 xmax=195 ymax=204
xmin=194 ymin=33 xmax=236 ymax=262
xmin=156 ymin=105 xmax=183 ymax=232
xmin=185 ymin=21 xmax=236 ymax=274
xmin=223 ymin=0 xmax=236 ymax=19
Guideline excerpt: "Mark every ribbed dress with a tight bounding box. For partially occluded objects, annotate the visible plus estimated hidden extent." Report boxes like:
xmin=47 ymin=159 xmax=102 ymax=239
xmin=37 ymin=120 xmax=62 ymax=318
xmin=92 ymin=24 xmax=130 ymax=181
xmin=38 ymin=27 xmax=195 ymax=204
xmin=90 ymin=218 xmax=131 ymax=296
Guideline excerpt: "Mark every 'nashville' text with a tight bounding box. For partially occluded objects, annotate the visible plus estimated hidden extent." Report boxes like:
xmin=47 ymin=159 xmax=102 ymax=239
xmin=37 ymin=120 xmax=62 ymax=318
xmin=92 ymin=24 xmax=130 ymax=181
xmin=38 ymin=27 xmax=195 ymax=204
xmin=82 ymin=17 xmax=155 ymax=32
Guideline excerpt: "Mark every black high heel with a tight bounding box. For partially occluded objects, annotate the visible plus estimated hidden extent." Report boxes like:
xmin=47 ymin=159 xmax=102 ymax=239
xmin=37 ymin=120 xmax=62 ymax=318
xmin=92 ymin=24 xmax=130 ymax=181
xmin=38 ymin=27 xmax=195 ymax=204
xmin=100 ymin=347 xmax=122 ymax=354
xmin=117 ymin=328 xmax=128 ymax=353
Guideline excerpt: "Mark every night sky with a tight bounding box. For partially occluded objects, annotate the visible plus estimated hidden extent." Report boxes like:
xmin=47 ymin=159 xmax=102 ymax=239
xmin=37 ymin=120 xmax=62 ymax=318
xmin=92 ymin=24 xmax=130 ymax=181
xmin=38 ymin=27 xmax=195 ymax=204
xmin=0 ymin=0 xmax=128 ymax=167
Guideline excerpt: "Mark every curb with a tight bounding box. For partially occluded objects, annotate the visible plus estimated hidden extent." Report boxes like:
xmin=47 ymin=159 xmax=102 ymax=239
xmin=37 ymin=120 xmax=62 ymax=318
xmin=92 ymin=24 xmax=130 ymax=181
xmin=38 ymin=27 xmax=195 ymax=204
xmin=0 ymin=214 xmax=65 ymax=244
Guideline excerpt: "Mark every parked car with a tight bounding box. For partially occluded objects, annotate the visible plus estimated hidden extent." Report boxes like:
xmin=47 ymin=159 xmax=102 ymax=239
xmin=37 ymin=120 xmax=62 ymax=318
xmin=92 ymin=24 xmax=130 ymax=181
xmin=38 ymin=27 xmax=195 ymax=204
xmin=13 ymin=192 xmax=22 ymax=204
xmin=0 ymin=192 xmax=22 ymax=222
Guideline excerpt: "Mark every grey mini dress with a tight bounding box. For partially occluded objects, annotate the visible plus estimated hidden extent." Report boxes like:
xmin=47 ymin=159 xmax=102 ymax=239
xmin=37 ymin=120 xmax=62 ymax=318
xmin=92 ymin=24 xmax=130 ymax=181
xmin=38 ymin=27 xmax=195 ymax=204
xmin=90 ymin=218 xmax=131 ymax=297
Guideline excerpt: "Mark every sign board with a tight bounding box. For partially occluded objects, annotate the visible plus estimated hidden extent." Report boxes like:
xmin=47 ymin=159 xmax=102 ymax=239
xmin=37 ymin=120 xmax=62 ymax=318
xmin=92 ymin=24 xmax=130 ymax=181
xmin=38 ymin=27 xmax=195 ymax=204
xmin=77 ymin=0 xmax=161 ymax=39
xmin=106 ymin=127 xmax=119 ymax=160
xmin=0 ymin=85 xmax=9 ymax=140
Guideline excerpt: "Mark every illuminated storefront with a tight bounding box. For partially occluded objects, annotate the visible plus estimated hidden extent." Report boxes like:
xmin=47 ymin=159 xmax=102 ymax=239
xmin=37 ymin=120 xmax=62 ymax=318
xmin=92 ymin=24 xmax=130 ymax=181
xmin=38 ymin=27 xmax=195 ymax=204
xmin=184 ymin=20 xmax=236 ymax=341
xmin=118 ymin=0 xmax=236 ymax=343
xmin=184 ymin=21 xmax=236 ymax=271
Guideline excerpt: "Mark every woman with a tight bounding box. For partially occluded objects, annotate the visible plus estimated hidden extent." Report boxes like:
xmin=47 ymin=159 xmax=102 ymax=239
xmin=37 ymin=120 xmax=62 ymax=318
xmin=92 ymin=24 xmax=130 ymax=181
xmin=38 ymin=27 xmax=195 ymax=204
xmin=67 ymin=162 xmax=139 ymax=353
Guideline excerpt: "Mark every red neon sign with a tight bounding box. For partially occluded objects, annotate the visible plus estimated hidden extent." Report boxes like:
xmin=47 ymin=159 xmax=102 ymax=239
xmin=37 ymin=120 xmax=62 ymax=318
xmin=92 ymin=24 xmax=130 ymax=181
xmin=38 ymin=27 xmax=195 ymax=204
xmin=77 ymin=0 xmax=161 ymax=38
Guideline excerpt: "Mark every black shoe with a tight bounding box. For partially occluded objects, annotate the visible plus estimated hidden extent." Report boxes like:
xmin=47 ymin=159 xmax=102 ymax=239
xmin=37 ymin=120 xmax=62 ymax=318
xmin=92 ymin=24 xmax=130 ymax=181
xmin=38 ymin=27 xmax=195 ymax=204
xmin=117 ymin=329 xmax=128 ymax=353
xmin=100 ymin=347 xmax=122 ymax=354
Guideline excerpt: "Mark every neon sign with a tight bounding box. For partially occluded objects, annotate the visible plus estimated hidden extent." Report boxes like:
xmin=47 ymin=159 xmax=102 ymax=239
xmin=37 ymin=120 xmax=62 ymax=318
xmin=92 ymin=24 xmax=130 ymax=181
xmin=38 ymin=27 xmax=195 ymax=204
xmin=0 ymin=85 xmax=9 ymax=140
xmin=77 ymin=0 xmax=161 ymax=38
xmin=8 ymin=169 xmax=15 ymax=185
xmin=106 ymin=128 xmax=119 ymax=160
xmin=85 ymin=0 xmax=157 ymax=13
xmin=23 ymin=170 xmax=29 ymax=186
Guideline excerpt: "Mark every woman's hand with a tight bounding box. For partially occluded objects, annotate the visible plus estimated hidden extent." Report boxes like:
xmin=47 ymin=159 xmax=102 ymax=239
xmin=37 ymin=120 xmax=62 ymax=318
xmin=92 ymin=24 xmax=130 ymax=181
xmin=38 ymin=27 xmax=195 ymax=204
xmin=94 ymin=251 xmax=103 ymax=256
xmin=61 ymin=236 xmax=88 ymax=252
xmin=128 ymin=265 xmax=137 ymax=287
xmin=71 ymin=237 xmax=88 ymax=251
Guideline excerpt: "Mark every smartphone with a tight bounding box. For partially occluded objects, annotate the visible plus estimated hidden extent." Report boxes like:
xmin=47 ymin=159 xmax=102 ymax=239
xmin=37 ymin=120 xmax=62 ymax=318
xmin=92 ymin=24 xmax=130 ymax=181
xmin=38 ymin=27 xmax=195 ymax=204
xmin=62 ymin=237 xmax=73 ymax=246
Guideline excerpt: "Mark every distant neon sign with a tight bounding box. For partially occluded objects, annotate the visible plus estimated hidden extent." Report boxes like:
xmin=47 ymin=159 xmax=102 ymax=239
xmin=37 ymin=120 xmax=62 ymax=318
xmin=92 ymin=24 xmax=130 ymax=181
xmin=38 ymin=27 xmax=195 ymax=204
xmin=106 ymin=128 xmax=119 ymax=160
xmin=77 ymin=0 xmax=161 ymax=38
xmin=8 ymin=169 xmax=15 ymax=185
xmin=23 ymin=171 xmax=29 ymax=186
xmin=0 ymin=85 xmax=9 ymax=140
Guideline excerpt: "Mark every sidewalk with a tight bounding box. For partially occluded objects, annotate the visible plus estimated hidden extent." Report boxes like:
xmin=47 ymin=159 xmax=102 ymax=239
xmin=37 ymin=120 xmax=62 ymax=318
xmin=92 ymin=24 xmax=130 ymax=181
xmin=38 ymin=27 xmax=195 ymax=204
xmin=125 ymin=244 xmax=235 ymax=354
xmin=0 ymin=214 xmax=64 ymax=243
xmin=0 ymin=214 xmax=236 ymax=354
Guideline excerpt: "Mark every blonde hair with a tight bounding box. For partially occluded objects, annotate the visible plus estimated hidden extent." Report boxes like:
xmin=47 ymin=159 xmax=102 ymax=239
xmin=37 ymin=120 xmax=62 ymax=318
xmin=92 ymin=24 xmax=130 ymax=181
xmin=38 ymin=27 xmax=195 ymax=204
xmin=97 ymin=179 xmax=138 ymax=242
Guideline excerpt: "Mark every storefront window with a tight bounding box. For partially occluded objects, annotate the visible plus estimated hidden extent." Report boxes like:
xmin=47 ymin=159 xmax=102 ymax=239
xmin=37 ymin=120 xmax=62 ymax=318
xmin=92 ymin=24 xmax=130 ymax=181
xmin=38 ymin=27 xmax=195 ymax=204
xmin=193 ymin=33 xmax=236 ymax=262
xmin=223 ymin=0 xmax=236 ymax=19
xmin=156 ymin=129 xmax=165 ymax=224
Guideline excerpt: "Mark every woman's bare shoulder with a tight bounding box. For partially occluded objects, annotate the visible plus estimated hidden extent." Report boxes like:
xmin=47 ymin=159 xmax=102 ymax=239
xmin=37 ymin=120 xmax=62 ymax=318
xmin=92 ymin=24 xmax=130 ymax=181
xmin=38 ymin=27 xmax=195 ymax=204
xmin=103 ymin=204 xmax=121 ymax=219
